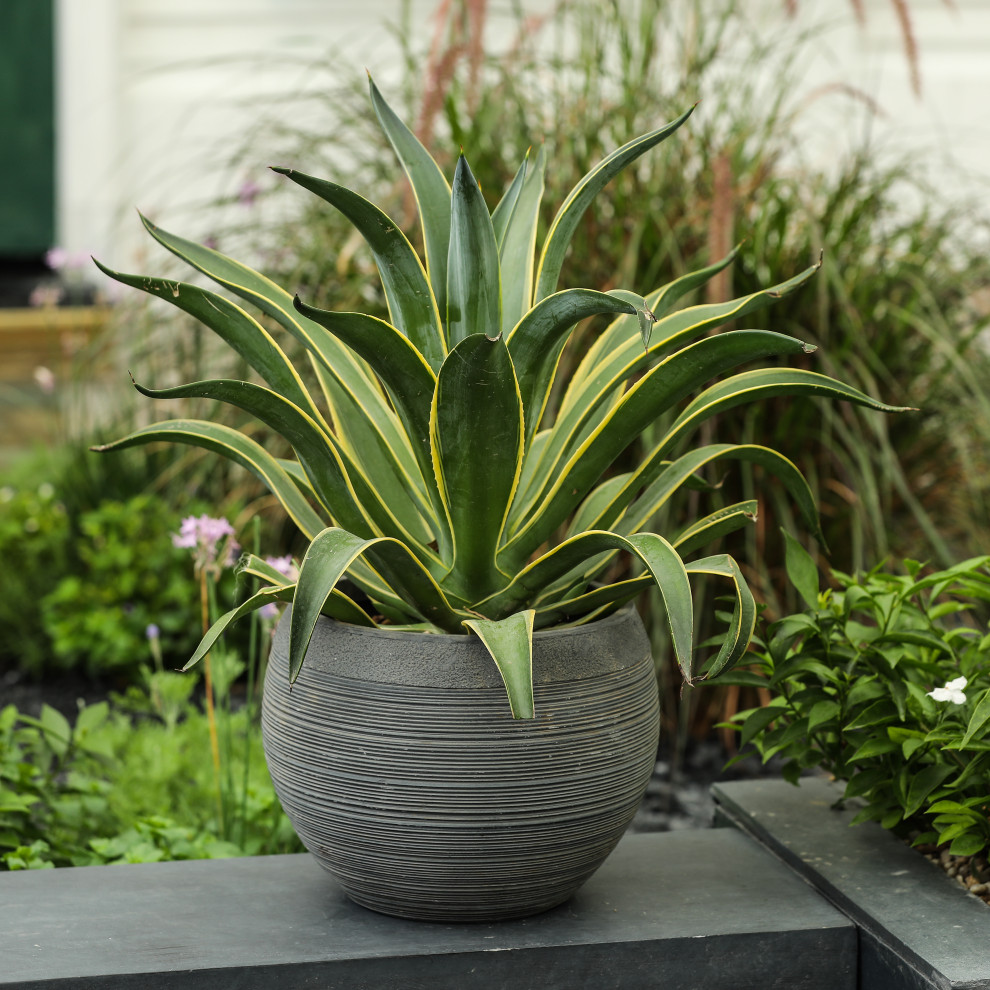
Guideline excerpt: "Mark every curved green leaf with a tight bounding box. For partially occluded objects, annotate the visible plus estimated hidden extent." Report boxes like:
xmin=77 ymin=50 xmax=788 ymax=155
xmin=236 ymin=552 xmax=295 ymax=586
xmin=685 ymin=554 xmax=757 ymax=681
xmin=533 ymin=579 xmax=649 ymax=629
xmin=130 ymin=377 xmax=377 ymax=539
xmin=307 ymin=358 xmax=437 ymax=549
xmin=566 ymin=472 xmax=635 ymax=537
xmin=608 ymin=289 xmax=657 ymax=349
xmin=532 ymin=263 xmax=822 ymax=512
xmin=293 ymin=299 xmax=446 ymax=549
xmin=649 ymin=242 xmax=743 ymax=320
xmin=93 ymin=260 xmax=324 ymax=427
xmin=462 ymin=610 xmax=536 ymax=719
xmin=491 ymin=154 xmax=528 ymax=249
xmin=137 ymin=214 xmax=414 ymax=476
xmin=272 ymin=167 xmax=446 ymax=369
xmin=92 ymin=419 xmax=326 ymax=539
xmin=369 ymin=75 xmax=451 ymax=321
xmin=182 ymin=583 xmax=375 ymax=675
xmin=651 ymin=369 xmax=915 ymax=478
xmin=237 ymin=553 xmax=377 ymax=628
xmin=672 ymin=501 xmax=759 ymax=557
xmin=506 ymin=288 xmax=635 ymax=444
xmin=289 ymin=528 xmax=468 ymax=680
xmin=183 ymin=586 xmax=295 ymax=671
xmin=503 ymin=331 xmax=815 ymax=567
xmin=534 ymin=105 xmax=695 ymax=301
xmin=480 ymin=529 xmax=693 ymax=678
xmin=557 ymin=262 xmax=820 ymax=427
xmin=617 ymin=444 xmax=824 ymax=545
xmin=962 ymin=689 xmax=990 ymax=749
xmin=432 ymin=335 xmax=523 ymax=602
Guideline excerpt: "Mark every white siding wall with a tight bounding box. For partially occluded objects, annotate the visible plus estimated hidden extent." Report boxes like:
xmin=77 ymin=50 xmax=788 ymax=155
xmin=55 ymin=0 xmax=990 ymax=267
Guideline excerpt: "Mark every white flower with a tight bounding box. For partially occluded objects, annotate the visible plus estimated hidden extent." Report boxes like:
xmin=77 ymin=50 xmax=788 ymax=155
xmin=928 ymin=676 xmax=967 ymax=705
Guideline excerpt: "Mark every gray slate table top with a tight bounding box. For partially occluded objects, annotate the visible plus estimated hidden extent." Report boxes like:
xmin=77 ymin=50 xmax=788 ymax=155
xmin=0 ymin=828 xmax=853 ymax=990
xmin=713 ymin=777 xmax=990 ymax=990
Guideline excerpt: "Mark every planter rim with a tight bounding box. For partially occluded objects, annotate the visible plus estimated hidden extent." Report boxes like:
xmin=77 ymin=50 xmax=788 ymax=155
xmin=308 ymin=601 xmax=637 ymax=643
xmin=273 ymin=603 xmax=650 ymax=689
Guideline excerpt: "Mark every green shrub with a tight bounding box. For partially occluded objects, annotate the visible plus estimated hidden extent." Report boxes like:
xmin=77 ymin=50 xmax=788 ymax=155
xmin=0 ymin=484 xmax=70 ymax=673
xmin=38 ymin=495 xmax=216 ymax=678
xmin=0 ymin=702 xmax=117 ymax=868
xmin=0 ymin=688 xmax=301 ymax=870
xmin=726 ymin=541 xmax=990 ymax=856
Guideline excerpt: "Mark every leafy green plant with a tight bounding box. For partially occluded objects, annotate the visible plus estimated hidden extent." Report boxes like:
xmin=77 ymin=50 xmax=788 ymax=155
xmin=0 ymin=483 xmax=69 ymax=673
xmin=38 ymin=494 xmax=227 ymax=678
xmin=726 ymin=540 xmax=990 ymax=856
xmin=180 ymin=2 xmax=990 ymax=750
xmin=93 ymin=79 xmax=901 ymax=719
xmin=0 ymin=686 xmax=301 ymax=871
xmin=0 ymin=702 xmax=115 ymax=868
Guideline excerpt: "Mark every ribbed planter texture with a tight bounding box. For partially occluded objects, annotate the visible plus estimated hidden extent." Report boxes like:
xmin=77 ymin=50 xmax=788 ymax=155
xmin=261 ymin=605 xmax=660 ymax=922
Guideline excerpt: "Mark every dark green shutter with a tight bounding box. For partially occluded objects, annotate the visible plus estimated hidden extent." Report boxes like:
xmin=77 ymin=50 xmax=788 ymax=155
xmin=0 ymin=0 xmax=55 ymax=257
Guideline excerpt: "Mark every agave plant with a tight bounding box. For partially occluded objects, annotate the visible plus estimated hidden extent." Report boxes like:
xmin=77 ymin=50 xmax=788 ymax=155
xmin=94 ymin=79 xmax=904 ymax=719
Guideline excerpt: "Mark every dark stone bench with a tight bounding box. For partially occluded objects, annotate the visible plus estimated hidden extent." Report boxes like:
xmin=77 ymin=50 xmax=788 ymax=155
xmin=713 ymin=777 xmax=990 ymax=990
xmin=1 ymin=828 xmax=853 ymax=989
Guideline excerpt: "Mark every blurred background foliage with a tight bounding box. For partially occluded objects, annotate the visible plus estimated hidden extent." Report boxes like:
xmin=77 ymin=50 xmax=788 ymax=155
xmin=2 ymin=0 xmax=989 ymax=849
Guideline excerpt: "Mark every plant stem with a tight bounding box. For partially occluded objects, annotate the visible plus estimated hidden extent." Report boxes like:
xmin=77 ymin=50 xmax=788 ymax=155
xmin=200 ymin=567 xmax=224 ymax=834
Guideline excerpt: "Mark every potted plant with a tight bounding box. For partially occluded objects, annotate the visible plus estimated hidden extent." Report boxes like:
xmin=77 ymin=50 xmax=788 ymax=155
xmin=93 ymin=80 xmax=901 ymax=921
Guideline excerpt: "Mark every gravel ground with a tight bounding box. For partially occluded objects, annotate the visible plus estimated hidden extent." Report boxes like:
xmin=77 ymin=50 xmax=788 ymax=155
xmin=630 ymin=739 xmax=782 ymax=833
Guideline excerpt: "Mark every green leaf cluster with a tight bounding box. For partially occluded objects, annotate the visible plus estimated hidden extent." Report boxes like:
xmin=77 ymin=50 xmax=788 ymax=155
xmin=0 ymin=484 xmax=70 ymax=674
xmin=726 ymin=542 xmax=990 ymax=856
xmin=95 ymin=81 xmax=902 ymax=718
xmin=39 ymin=495 xmax=220 ymax=677
xmin=0 ymin=692 xmax=300 ymax=870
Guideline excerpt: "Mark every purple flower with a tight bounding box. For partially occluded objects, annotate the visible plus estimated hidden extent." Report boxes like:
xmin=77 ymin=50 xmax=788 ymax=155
xmin=237 ymin=178 xmax=262 ymax=208
xmin=172 ymin=515 xmax=239 ymax=573
xmin=146 ymin=623 xmax=160 ymax=641
xmin=29 ymin=284 xmax=64 ymax=308
xmin=265 ymin=555 xmax=299 ymax=582
xmin=33 ymin=366 xmax=56 ymax=394
xmin=45 ymin=247 xmax=90 ymax=271
xmin=259 ymin=602 xmax=280 ymax=621
xmin=45 ymin=247 xmax=69 ymax=271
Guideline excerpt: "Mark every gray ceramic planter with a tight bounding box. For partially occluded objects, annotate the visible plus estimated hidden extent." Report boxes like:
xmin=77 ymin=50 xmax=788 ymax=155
xmin=261 ymin=605 xmax=659 ymax=922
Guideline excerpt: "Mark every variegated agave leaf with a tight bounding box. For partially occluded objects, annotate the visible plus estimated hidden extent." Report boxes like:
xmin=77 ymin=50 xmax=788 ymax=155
xmin=95 ymin=79 xmax=910 ymax=719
